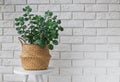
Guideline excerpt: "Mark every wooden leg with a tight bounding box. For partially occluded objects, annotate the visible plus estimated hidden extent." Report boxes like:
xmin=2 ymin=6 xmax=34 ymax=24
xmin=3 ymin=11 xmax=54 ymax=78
xmin=23 ymin=75 xmax=28 ymax=82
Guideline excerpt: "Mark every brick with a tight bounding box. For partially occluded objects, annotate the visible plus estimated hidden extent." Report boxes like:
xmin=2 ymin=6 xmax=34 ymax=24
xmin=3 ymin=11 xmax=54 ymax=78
xmin=53 ymin=44 xmax=71 ymax=51
xmin=5 ymin=0 xmax=26 ymax=4
xmin=28 ymin=0 xmax=49 ymax=4
xmin=97 ymin=28 xmax=120 ymax=35
xmin=0 ymin=21 xmax=13 ymax=27
xmin=96 ymin=45 xmax=119 ymax=51
xmin=108 ymin=36 xmax=120 ymax=43
xmin=61 ymin=4 xmax=84 ymax=11
xmin=85 ymin=4 xmax=108 ymax=11
xmin=84 ymin=20 xmax=107 ymax=28
xmin=84 ymin=36 xmax=107 ymax=43
xmin=16 ymin=5 xmax=38 ymax=12
xmin=96 ymin=75 xmax=119 ymax=82
xmin=61 ymin=52 xmax=84 ymax=59
xmin=73 ymin=76 xmax=95 ymax=82
xmin=0 ymin=66 xmax=12 ymax=73
xmin=2 ymin=43 xmax=21 ymax=50
xmin=108 ymin=20 xmax=120 ymax=27
xmin=73 ymin=12 xmax=95 ymax=19
xmin=55 ymin=12 xmax=72 ymax=19
xmin=97 ymin=0 xmax=119 ymax=3
xmin=0 ymin=0 xmax=3 ymax=4
xmin=109 ymin=4 xmax=120 ymax=11
xmin=73 ymin=60 xmax=95 ymax=67
xmin=0 ymin=28 xmax=2 ymax=35
xmin=84 ymin=68 xmax=106 ymax=75
xmin=0 ymin=74 xmax=2 ymax=81
xmin=59 ymin=28 xmax=72 ymax=35
xmin=3 ymin=59 xmax=21 ymax=66
xmin=0 ymin=51 xmax=13 ymax=58
xmin=73 ymin=28 xmax=96 ymax=35
xmin=50 ymin=0 xmax=72 ymax=3
xmin=72 ymin=44 xmax=95 ymax=51
xmin=96 ymin=12 xmax=120 ymax=19
xmin=50 ymin=51 xmax=60 ymax=59
xmin=108 ymin=52 xmax=120 ymax=59
xmin=107 ymin=68 xmax=120 ymax=75
xmin=73 ymin=0 xmax=95 ymax=3
xmin=49 ymin=76 xmax=71 ymax=82
xmin=0 ymin=13 xmax=2 ymax=19
xmin=60 ymin=67 xmax=82 ymax=75
xmin=1 ymin=5 xmax=14 ymax=12
xmin=96 ymin=60 xmax=119 ymax=67
xmin=38 ymin=5 xmax=60 ymax=11
xmin=4 ymin=13 xmax=22 ymax=20
xmin=49 ymin=60 xmax=71 ymax=67
xmin=60 ymin=36 xmax=83 ymax=43
xmin=14 ymin=51 xmax=21 ymax=58
xmin=61 ymin=20 xmax=83 ymax=27
xmin=85 ymin=52 xmax=107 ymax=59
xmin=4 ymin=28 xmax=18 ymax=35
xmin=0 ymin=36 xmax=12 ymax=42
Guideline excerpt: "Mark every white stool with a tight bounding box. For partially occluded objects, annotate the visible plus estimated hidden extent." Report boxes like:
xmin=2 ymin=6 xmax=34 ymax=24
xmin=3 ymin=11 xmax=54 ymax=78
xmin=14 ymin=67 xmax=54 ymax=82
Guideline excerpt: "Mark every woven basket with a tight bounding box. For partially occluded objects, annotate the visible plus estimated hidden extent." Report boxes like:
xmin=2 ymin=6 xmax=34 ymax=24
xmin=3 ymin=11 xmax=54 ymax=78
xmin=18 ymin=37 xmax=51 ymax=70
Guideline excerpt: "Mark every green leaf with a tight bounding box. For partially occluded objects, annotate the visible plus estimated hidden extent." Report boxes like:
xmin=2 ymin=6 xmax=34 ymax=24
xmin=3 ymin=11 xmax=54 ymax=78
xmin=52 ymin=40 xmax=58 ymax=45
xmin=48 ymin=44 xmax=53 ymax=50
xmin=57 ymin=20 xmax=61 ymax=24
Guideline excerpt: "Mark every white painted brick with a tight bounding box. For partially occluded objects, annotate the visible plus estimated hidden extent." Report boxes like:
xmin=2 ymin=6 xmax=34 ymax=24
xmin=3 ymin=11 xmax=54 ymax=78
xmin=4 ymin=28 xmax=18 ymax=35
xmin=0 ymin=66 xmax=12 ymax=73
xmin=108 ymin=52 xmax=120 ymax=59
xmin=28 ymin=0 xmax=49 ymax=4
xmin=3 ymin=59 xmax=21 ymax=66
xmin=73 ymin=0 xmax=95 ymax=3
xmin=84 ymin=36 xmax=107 ymax=43
xmin=61 ymin=52 xmax=84 ymax=59
xmin=85 ymin=4 xmax=108 ymax=11
xmin=50 ymin=51 xmax=60 ymax=59
xmin=73 ymin=28 xmax=96 ymax=35
xmin=0 ymin=21 xmax=13 ymax=27
xmin=16 ymin=5 xmax=38 ymax=12
xmin=109 ymin=4 xmax=120 ymax=11
xmin=107 ymin=68 xmax=120 ymax=75
xmin=0 ymin=13 xmax=2 ymax=19
xmin=84 ymin=20 xmax=107 ymax=28
xmin=0 ymin=51 xmax=13 ymax=58
xmin=14 ymin=51 xmax=21 ymax=58
xmin=38 ymin=5 xmax=60 ymax=11
xmin=59 ymin=28 xmax=72 ymax=35
xmin=108 ymin=36 xmax=120 ymax=43
xmin=60 ymin=36 xmax=83 ymax=43
xmin=73 ymin=12 xmax=95 ymax=19
xmin=85 ymin=52 xmax=107 ymax=59
xmin=84 ymin=68 xmax=106 ymax=75
xmin=1 ymin=5 xmax=14 ymax=12
xmin=96 ymin=45 xmax=119 ymax=51
xmin=61 ymin=20 xmax=83 ymax=27
xmin=5 ymin=0 xmax=26 ymax=4
xmin=96 ymin=75 xmax=119 ymax=82
xmin=61 ymin=4 xmax=84 ymax=11
xmin=96 ymin=60 xmax=119 ymax=67
xmin=73 ymin=76 xmax=95 ymax=82
xmin=0 ymin=28 xmax=2 ymax=35
xmin=4 ymin=13 xmax=22 ymax=20
xmin=97 ymin=0 xmax=119 ymax=3
xmin=49 ymin=60 xmax=71 ymax=67
xmin=50 ymin=0 xmax=72 ymax=3
xmin=60 ymin=67 xmax=82 ymax=75
xmin=0 ymin=36 xmax=12 ymax=42
xmin=73 ymin=60 xmax=95 ymax=67
xmin=97 ymin=28 xmax=120 ymax=35
xmin=55 ymin=12 xmax=72 ymax=19
xmin=2 ymin=43 xmax=21 ymax=50
xmin=108 ymin=20 xmax=120 ymax=27
xmin=54 ymin=44 xmax=71 ymax=51
xmin=72 ymin=45 xmax=95 ymax=51
xmin=0 ymin=74 xmax=2 ymax=81
xmin=49 ymin=76 xmax=71 ymax=82
xmin=0 ymin=0 xmax=3 ymax=4
xmin=97 ymin=12 xmax=120 ymax=19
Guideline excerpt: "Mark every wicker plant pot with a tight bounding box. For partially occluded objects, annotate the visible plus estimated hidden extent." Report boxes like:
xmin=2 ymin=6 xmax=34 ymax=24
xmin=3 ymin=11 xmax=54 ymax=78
xmin=19 ymin=37 xmax=51 ymax=70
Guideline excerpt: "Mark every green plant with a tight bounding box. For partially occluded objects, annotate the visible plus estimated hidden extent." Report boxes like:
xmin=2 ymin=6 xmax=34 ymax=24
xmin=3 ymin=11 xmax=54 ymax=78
xmin=15 ymin=6 xmax=64 ymax=50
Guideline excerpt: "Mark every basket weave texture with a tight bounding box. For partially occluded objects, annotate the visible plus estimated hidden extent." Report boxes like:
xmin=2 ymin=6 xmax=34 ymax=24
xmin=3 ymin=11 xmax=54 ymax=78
xmin=19 ymin=37 xmax=51 ymax=70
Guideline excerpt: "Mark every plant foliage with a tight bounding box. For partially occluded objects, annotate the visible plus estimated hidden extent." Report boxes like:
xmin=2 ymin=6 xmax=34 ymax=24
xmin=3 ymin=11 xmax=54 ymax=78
xmin=15 ymin=6 xmax=64 ymax=50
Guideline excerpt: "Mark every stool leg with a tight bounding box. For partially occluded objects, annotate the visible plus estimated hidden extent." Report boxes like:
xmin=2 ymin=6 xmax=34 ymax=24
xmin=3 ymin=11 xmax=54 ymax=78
xmin=23 ymin=75 xmax=28 ymax=82
xmin=35 ymin=75 xmax=39 ymax=82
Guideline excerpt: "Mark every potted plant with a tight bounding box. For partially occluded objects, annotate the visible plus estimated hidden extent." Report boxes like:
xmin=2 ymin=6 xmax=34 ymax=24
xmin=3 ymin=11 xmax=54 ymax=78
xmin=15 ymin=6 xmax=64 ymax=70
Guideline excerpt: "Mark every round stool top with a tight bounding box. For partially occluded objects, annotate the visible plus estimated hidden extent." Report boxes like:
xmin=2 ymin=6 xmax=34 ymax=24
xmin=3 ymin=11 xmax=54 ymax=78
xmin=14 ymin=67 xmax=54 ymax=75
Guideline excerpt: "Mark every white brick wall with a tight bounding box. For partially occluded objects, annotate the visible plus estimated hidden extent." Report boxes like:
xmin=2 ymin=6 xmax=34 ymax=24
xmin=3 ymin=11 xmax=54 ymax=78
xmin=1 ymin=0 xmax=120 ymax=82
